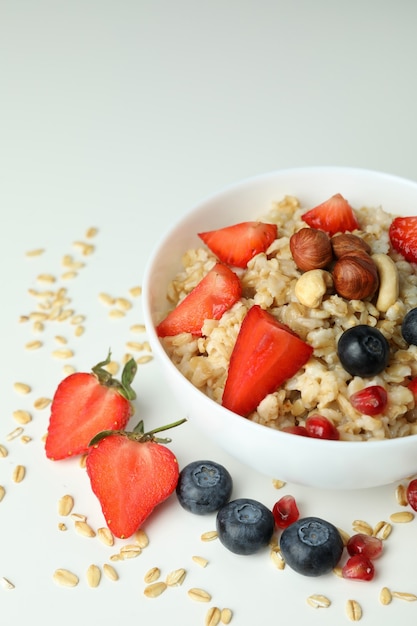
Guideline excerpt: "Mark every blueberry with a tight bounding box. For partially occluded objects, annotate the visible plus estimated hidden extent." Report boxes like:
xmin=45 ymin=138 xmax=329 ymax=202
xmin=280 ymin=516 xmax=344 ymax=576
xmin=176 ymin=460 xmax=233 ymax=515
xmin=337 ymin=325 xmax=389 ymax=377
xmin=402 ymin=308 xmax=417 ymax=345
xmin=216 ymin=498 xmax=275 ymax=555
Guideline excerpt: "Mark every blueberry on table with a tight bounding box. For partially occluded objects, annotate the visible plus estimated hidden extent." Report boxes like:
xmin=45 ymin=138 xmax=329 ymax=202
xmin=280 ymin=516 xmax=344 ymax=576
xmin=337 ymin=325 xmax=389 ymax=377
xmin=402 ymin=307 xmax=417 ymax=345
xmin=176 ymin=460 xmax=233 ymax=514
xmin=216 ymin=498 xmax=275 ymax=555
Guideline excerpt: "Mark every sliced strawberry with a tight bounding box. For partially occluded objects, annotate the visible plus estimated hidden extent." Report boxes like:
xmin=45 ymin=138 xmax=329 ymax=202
xmin=86 ymin=419 xmax=185 ymax=538
xmin=221 ymin=305 xmax=313 ymax=417
xmin=302 ymin=193 xmax=359 ymax=236
xmin=156 ymin=262 xmax=241 ymax=337
xmin=45 ymin=353 xmax=136 ymax=460
xmin=198 ymin=221 xmax=277 ymax=268
xmin=389 ymin=216 xmax=417 ymax=263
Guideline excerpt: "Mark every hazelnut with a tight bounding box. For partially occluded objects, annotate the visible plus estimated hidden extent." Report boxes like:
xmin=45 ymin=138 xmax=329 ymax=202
xmin=331 ymin=233 xmax=371 ymax=258
xmin=290 ymin=228 xmax=333 ymax=271
xmin=333 ymin=254 xmax=379 ymax=300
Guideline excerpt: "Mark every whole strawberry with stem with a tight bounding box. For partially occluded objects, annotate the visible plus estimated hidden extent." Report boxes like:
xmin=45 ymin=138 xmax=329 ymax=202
xmin=45 ymin=351 xmax=137 ymax=460
xmin=86 ymin=418 xmax=186 ymax=538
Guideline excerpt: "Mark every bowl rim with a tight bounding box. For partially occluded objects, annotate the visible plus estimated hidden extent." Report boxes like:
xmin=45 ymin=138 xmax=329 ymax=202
xmin=142 ymin=166 xmax=417 ymax=452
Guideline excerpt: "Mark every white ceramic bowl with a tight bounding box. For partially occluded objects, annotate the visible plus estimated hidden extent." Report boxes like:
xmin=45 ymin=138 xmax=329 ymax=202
xmin=142 ymin=166 xmax=417 ymax=490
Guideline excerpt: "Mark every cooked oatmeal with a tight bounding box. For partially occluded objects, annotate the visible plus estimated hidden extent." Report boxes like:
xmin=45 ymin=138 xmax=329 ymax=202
xmin=159 ymin=196 xmax=417 ymax=441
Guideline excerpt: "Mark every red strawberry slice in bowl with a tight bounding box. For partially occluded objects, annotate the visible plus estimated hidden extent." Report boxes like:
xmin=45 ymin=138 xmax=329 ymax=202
xmin=222 ymin=305 xmax=313 ymax=417
xmin=86 ymin=418 xmax=186 ymax=538
xmin=302 ymin=193 xmax=359 ymax=236
xmin=198 ymin=221 xmax=278 ymax=268
xmin=156 ymin=262 xmax=241 ymax=337
xmin=389 ymin=216 xmax=417 ymax=263
xmin=45 ymin=352 xmax=137 ymax=460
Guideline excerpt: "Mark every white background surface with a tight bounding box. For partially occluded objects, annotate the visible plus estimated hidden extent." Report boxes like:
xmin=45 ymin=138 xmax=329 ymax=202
xmin=2 ymin=2 xmax=417 ymax=625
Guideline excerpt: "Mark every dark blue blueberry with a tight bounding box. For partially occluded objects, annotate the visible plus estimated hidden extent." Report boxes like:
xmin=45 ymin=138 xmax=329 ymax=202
xmin=216 ymin=498 xmax=275 ymax=555
xmin=176 ymin=460 xmax=233 ymax=515
xmin=402 ymin=308 xmax=417 ymax=345
xmin=280 ymin=516 xmax=344 ymax=576
xmin=337 ymin=325 xmax=389 ymax=377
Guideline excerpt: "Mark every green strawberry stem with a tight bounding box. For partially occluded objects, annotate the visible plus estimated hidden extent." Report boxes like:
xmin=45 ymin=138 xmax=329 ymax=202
xmin=89 ymin=417 xmax=187 ymax=447
xmin=92 ymin=350 xmax=137 ymax=401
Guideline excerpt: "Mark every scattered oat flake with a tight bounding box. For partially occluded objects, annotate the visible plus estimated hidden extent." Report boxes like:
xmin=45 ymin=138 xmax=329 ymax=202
xmin=58 ymin=494 xmax=74 ymax=517
xmin=192 ymin=555 xmax=208 ymax=568
xmin=86 ymin=226 xmax=98 ymax=238
xmin=380 ymin=587 xmax=392 ymax=605
xmin=352 ymin=519 xmax=373 ymax=535
xmin=103 ymin=563 xmax=118 ymax=581
xmin=1 ymin=577 xmax=15 ymax=590
xmin=391 ymin=591 xmax=417 ymax=601
xmin=116 ymin=297 xmax=132 ymax=311
xmin=206 ymin=607 xmax=221 ymax=626
xmin=395 ymin=484 xmax=408 ymax=506
xmin=134 ymin=528 xmax=149 ymax=548
xmin=144 ymin=581 xmax=167 ymax=598
xmin=58 ymin=522 xmax=67 ymax=531
xmin=86 ymin=564 xmax=101 ymax=588
xmin=188 ymin=587 xmax=212 ymax=602
xmin=98 ymin=292 xmax=115 ymax=305
xmin=129 ymin=286 xmax=142 ymax=298
xmin=25 ymin=340 xmax=42 ymax=350
xmin=166 ymin=568 xmax=186 ymax=586
xmin=74 ymin=520 xmax=95 ymax=537
xmin=37 ymin=273 xmax=56 ymax=283
xmin=307 ymin=594 xmax=331 ymax=609
xmin=220 ymin=608 xmax=233 ymax=624
xmin=12 ymin=465 xmax=26 ymax=483
xmin=6 ymin=427 xmax=24 ymax=441
xmin=34 ymin=396 xmax=51 ymax=410
xmin=130 ymin=323 xmax=146 ymax=333
xmin=144 ymin=567 xmax=160 ymax=583
xmin=390 ymin=511 xmax=414 ymax=523
xmin=13 ymin=382 xmax=31 ymax=394
xmin=346 ymin=599 xmax=362 ymax=621
xmin=74 ymin=325 xmax=84 ymax=337
xmin=26 ymin=248 xmax=44 ymax=257
xmin=201 ymin=530 xmax=218 ymax=542
xmin=109 ymin=308 xmax=125 ymax=319
xmin=73 ymin=241 xmax=95 ymax=255
xmin=97 ymin=527 xmax=114 ymax=546
xmin=61 ymin=271 xmax=78 ymax=280
xmin=53 ymin=569 xmax=79 ymax=587
xmin=373 ymin=520 xmax=392 ymax=540
xmin=0 ymin=486 xmax=5 ymax=502
xmin=136 ymin=355 xmax=153 ymax=364
xmin=20 ymin=435 xmax=32 ymax=444
xmin=0 ymin=444 xmax=8 ymax=457
xmin=272 ymin=478 xmax=286 ymax=489
xmin=51 ymin=349 xmax=74 ymax=359
xmin=12 ymin=410 xmax=32 ymax=425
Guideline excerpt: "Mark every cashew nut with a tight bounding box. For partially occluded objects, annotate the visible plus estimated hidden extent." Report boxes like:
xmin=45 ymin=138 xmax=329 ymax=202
xmin=372 ymin=253 xmax=399 ymax=312
xmin=294 ymin=269 xmax=333 ymax=308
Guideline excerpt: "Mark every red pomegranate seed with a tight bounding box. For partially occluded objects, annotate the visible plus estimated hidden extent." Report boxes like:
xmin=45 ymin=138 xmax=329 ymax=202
xmin=305 ymin=415 xmax=340 ymax=440
xmin=406 ymin=478 xmax=417 ymax=511
xmin=349 ymin=385 xmax=388 ymax=416
xmin=282 ymin=425 xmax=309 ymax=436
xmin=346 ymin=533 xmax=383 ymax=560
xmin=342 ymin=554 xmax=375 ymax=581
xmin=272 ymin=495 xmax=300 ymax=529
xmin=408 ymin=377 xmax=417 ymax=397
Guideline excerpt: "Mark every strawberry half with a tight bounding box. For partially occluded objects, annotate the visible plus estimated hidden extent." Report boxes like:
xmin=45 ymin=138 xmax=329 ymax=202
xmin=389 ymin=216 xmax=417 ymax=263
xmin=302 ymin=193 xmax=359 ymax=236
xmin=222 ymin=305 xmax=313 ymax=416
xmin=156 ymin=262 xmax=241 ymax=337
xmin=86 ymin=419 xmax=185 ymax=538
xmin=45 ymin=352 xmax=137 ymax=460
xmin=198 ymin=221 xmax=278 ymax=268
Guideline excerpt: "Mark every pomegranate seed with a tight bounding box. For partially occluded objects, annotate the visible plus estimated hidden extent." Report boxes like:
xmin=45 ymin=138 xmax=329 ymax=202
xmin=342 ymin=554 xmax=375 ymax=581
xmin=282 ymin=425 xmax=309 ymax=437
xmin=406 ymin=478 xmax=417 ymax=511
xmin=305 ymin=415 xmax=340 ymax=440
xmin=408 ymin=377 xmax=417 ymax=398
xmin=346 ymin=533 xmax=383 ymax=560
xmin=272 ymin=495 xmax=300 ymax=529
xmin=349 ymin=385 xmax=388 ymax=416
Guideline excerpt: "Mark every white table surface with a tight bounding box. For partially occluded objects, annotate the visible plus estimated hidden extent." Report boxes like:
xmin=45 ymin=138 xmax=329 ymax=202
xmin=2 ymin=2 xmax=417 ymax=625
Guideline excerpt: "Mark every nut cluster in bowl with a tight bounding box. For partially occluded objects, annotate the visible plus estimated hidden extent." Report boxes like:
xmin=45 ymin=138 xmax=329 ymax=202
xmin=142 ymin=167 xmax=417 ymax=488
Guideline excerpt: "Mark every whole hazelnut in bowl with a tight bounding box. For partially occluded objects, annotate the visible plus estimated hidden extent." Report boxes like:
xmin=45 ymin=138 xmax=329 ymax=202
xmin=142 ymin=166 xmax=417 ymax=490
